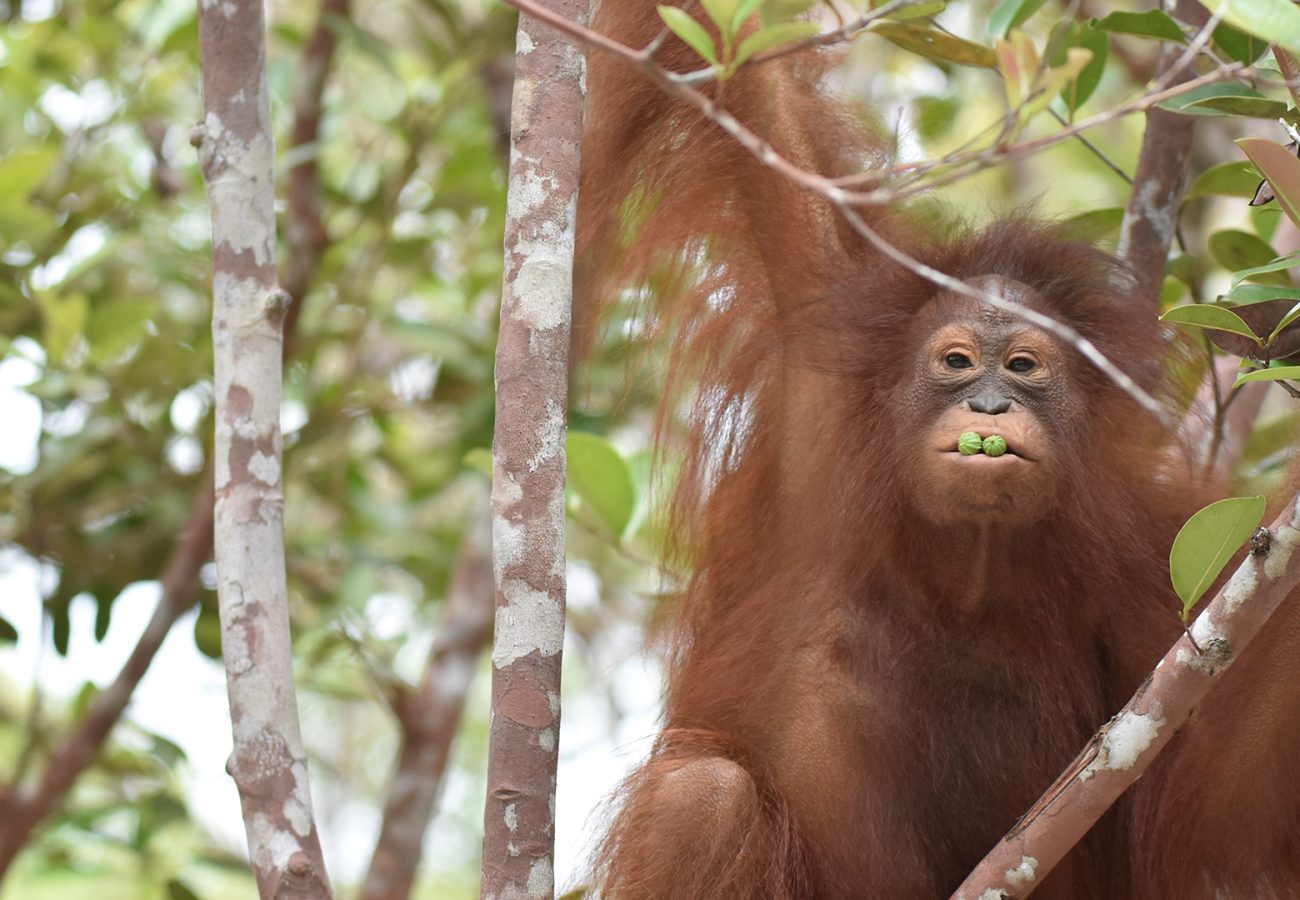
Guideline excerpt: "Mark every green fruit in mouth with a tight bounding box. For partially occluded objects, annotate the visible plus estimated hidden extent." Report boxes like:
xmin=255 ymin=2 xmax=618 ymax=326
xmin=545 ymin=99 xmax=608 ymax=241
xmin=957 ymin=432 xmax=983 ymax=455
xmin=982 ymin=434 xmax=1008 ymax=457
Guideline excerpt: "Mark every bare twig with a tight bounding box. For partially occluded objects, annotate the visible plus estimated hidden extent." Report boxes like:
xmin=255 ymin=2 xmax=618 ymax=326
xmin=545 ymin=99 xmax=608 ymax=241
xmin=360 ymin=501 xmax=493 ymax=900
xmin=952 ymin=495 xmax=1300 ymax=899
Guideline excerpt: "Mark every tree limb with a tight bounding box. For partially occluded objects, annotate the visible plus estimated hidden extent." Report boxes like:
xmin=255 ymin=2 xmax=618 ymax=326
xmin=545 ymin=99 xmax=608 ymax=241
xmin=196 ymin=0 xmax=332 ymax=894
xmin=479 ymin=2 xmax=588 ymax=896
xmin=952 ymin=495 xmax=1300 ymax=899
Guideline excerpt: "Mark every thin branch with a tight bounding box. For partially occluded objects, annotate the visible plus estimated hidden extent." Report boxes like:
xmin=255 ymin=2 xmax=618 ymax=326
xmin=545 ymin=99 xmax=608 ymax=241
xmin=952 ymin=493 xmax=1300 ymax=898
xmin=360 ymin=500 xmax=493 ymax=900
xmin=1047 ymin=108 xmax=1132 ymax=184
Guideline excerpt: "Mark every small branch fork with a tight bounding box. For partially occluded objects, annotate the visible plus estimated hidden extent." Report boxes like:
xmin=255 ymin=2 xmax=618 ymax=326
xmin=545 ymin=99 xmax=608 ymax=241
xmin=501 ymin=0 xmax=1245 ymax=423
xmin=952 ymin=497 xmax=1300 ymax=898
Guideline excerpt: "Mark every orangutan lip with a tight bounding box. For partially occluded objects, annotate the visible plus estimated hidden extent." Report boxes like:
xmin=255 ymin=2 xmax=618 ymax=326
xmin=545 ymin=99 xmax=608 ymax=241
xmin=941 ymin=447 xmax=1030 ymax=461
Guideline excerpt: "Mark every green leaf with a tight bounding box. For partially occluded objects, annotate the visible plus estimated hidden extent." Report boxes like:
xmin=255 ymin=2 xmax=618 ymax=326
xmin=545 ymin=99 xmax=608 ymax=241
xmin=731 ymin=0 xmax=764 ymax=32
xmin=1160 ymin=275 xmax=1187 ymax=309
xmin=166 ymin=877 xmax=204 ymax=900
xmin=731 ymin=21 xmax=819 ymax=69
xmin=1231 ymin=251 xmax=1300 ymax=287
xmin=1253 ymin=205 xmax=1283 ymax=242
xmin=1201 ymin=0 xmax=1300 ymax=57
xmin=1059 ymin=25 xmax=1107 ymax=112
xmin=1221 ymin=283 xmax=1300 ymax=306
xmin=1170 ymin=496 xmax=1266 ymax=619
xmin=1160 ymin=84 xmax=1287 ymax=118
xmin=1238 ymin=138 xmax=1300 ymax=230
xmin=659 ymin=5 xmax=719 ymax=65
xmin=988 ymin=0 xmax=1050 ymax=39
xmin=1059 ymin=207 xmax=1124 ymax=244
xmin=869 ymin=21 xmax=998 ymax=67
xmin=567 ymin=431 xmax=636 ymax=538
xmin=1270 ymin=300 xmax=1300 ymax=340
xmin=1160 ymin=304 xmax=1262 ymax=343
xmin=0 ymin=614 xmax=16 ymax=643
xmin=1090 ymin=10 xmax=1185 ymax=42
xmin=1187 ymin=161 xmax=1263 ymax=200
xmin=1235 ymin=364 xmax=1300 ymax=386
xmin=1183 ymin=95 xmax=1289 ymax=119
xmin=882 ymin=0 xmax=947 ymax=20
xmin=700 ymin=0 xmax=740 ymax=37
xmin=1209 ymin=229 xmax=1284 ymax=279
xmin=1212 ymin=23 xmax=1268 ymax=64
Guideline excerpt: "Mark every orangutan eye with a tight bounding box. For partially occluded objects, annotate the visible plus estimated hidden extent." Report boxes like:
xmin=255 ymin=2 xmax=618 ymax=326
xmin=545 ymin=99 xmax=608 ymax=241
xmin=1007 ymin=357 xmax=1036 ymax=373
xmin=944 ymin=353 xmax=973 ymax=370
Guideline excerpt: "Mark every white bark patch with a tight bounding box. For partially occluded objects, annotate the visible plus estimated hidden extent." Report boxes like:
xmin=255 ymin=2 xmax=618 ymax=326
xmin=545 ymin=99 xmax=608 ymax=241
xmin=1264 ymin=524 xmax=1300 ymax=579
xmin=1117 ymin=179 xmax=1175 ymax=258
xmin=1220 ymin=565 xmax=1258 ymax=617
xmin=492 ymin=579 xmax=564 ymax=667
xmin=504 ymin=802 xmax=518 ymax=832
xmin=509 ymin=162 xmax=556 ymax=217
xmin=538 ymin=727 xmax=555 ymax=753
xmin=977 ymin=890 xmax=1007 ymax=900
xmin=559 ymin=42 xmax=587 ymax=96
xmin=1189 ymin=611 xmax=1222 ymax=650
xmin=493 ymin=514 xmax=526 ymax=585
xmin=286 ymin=761 xmax=314 ymax=836
xmin=496 ymin=469 xmax=523 ymax=506
xmin=512 ymin=248 xmax=573 ymax=332
xmin=516 ymin=29 xmax=536 ymax=54
xmin=1004 ymin=856 xmax=1038 ymax=886
xmin=1083 ymin=710 xmax=1163 ymax=779
xmin=202 ymin=113 xmax=276 ymax=266
xmin=526 ymin=399 xmax=564 ymax=472
xmin=248 ymin=450 xmax=279 ymax=485
xmin=526 ymin=857 xmax=552 ymax=899
xmin=251 ymin=811 xmax=304 ymax=867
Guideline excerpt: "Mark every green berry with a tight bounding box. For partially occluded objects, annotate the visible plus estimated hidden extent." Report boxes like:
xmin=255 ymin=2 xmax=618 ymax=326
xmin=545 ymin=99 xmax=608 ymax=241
xmin=957 ymin=432 xmax=983 ymax=455
xmin=982 ymin=434 xmax=1008 ymax=457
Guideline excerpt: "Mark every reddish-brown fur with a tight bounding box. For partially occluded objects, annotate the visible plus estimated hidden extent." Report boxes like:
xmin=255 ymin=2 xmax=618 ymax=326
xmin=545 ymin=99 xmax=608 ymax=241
xmin=576 ymin=4 xmax=1300 ymax=897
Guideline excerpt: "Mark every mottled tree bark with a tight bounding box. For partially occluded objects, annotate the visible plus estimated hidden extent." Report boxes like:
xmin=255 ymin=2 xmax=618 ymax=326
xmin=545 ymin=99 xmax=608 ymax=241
xmin=1117 ymin=43 xmax=1197 ymax=301
xmin=362 ymin=502 xmax=494 ymax=900
xmin=196 ymin=1 xmax=331 ymax=896
xmin=480 ymin=3 xmax=588 ymax=898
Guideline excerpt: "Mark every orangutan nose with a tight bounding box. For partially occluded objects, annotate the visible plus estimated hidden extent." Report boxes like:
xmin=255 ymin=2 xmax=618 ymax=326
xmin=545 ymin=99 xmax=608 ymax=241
xmin=967 ymin=391 xmax=1013 ymax=415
